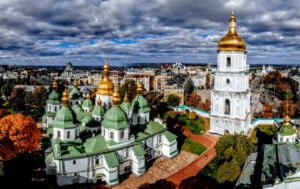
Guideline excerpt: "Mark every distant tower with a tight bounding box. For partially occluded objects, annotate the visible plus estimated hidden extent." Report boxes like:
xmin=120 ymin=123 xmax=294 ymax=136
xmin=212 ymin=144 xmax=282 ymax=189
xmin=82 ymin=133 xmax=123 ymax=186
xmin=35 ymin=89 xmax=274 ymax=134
xmin=210 ymin=12 xmax=251 ymax=135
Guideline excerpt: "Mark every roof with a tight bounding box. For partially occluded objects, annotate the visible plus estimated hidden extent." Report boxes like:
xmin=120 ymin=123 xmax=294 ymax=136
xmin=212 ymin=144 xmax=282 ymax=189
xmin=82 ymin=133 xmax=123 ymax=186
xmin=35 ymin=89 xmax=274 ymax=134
xmin=53 ymin=106 xmax=77 ymax=128
xmin=82 ymin=98 xmax=93 ymax=108
xmin=48 ymin=90 xmax=60 ymax=104
xmin=103 ymin=152 xmax=119 ymax=167
xmin=131 ymin=95 xmax=150 ymax=113
xmin=278 ymin=125 xmax=296 ymax=136
xmin=93 ymin=104 xmax=105 ymax=116
xmin=144 ymin=121 xmax=165 ymax=135
xmin=102 ymin=107 xmax=128 ymax=129
xmin=163 ymin=130 xmax=177 ymax=142
xmin=132 ymin=144 xmax=145 ymax=157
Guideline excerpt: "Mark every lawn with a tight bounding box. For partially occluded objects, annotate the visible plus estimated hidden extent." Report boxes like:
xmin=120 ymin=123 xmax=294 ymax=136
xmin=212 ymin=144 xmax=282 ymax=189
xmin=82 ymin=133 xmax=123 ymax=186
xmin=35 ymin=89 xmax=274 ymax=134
xmin=178 ymin=114 xmax=206 ymax=134
xmin=181 ymin=138 xmax=207 ymax=155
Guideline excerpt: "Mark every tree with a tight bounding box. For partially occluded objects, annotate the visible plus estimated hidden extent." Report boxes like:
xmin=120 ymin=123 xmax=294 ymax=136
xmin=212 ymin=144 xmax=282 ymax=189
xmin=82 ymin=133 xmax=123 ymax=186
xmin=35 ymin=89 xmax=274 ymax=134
xmin=8 ymin=87 xmax=26 ymax=112
xmin=119 ymin=79 xmax=137 ymax=101
xmin=166 ymin=94 xmax=180 ymax=107
xmin=217 ymin=159 xmax=241 ymax=183
xmin=280 ymin=101 xmax=295 ymax=117
xmin=0 ymin=82 xmax=13 ymax=97
xmin=24 ymin=86 xmax=48 ymax=121
xmin=0 ymin=114 xmax=40 ymax=161
xmin=185 ymin=92 xmax=201 ymax=108
xmin=260 ymin=104 xmax=273 ymax=118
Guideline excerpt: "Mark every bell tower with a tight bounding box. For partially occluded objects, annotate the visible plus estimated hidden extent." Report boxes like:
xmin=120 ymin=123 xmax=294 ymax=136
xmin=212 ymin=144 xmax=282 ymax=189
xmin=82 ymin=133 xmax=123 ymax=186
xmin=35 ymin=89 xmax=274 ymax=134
xmin=209 ymin=12 xmax=251 ymax=135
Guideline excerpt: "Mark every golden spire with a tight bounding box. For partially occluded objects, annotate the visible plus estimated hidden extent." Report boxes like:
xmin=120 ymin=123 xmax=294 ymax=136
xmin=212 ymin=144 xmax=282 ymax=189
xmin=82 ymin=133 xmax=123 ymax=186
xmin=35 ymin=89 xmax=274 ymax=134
xmin=86 ymin=93 xmax=91 ymax=100
xmin=283 ymin=102 xmax=291 ymax=126
xmin=52 ymin=80 xmax=58 ymax=90
xmin=218 ymin=11 xmax=246 ymax=52
xmin=61 ymin=87 xmax=70 ymax=106
xmin=96 ymin=99 xmax=102 ymax=106
xmin=123 ymin=91 xmax=129 ymax=102
xmin=112 ymin=91 xmax=121 ymax=106
xmin=137 ymin=82 xmax=143 ymax=94
xmin=96 ymin=56 xmax=114 ymax=96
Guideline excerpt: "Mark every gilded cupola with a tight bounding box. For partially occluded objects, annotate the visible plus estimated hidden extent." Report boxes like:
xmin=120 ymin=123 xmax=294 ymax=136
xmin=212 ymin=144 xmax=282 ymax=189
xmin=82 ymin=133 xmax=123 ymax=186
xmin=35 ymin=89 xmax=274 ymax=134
xmin=112 ymin=91 xmax=121 ymax=106
xmin=136 ymin=82 xmax=144 ymax=94
xmin=61 ymin=88 xmax=70 ymax=106
xmin=97 ymin=58 xmax=114 ymax=96
xmin=218 ymin=11 xmax=246 ymax=52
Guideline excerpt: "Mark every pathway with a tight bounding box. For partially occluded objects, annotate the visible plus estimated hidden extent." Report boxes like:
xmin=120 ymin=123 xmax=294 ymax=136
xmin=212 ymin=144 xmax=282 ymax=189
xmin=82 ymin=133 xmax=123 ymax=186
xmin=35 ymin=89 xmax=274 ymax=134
xmin=167 ymin=117 xmax=219 ymax=187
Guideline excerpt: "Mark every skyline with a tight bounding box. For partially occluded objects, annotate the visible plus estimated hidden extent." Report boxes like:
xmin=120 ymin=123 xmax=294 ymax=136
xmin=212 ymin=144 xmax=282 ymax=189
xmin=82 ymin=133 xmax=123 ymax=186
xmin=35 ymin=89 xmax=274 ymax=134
xmin=0 ymin=0 xmax=300 ymax=67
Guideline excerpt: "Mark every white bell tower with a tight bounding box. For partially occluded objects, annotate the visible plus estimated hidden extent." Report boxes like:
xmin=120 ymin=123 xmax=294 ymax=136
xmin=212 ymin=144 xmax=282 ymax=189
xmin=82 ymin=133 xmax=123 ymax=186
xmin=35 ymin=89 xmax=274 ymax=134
xmin=210 ymin=12 xmax=251 ymax=135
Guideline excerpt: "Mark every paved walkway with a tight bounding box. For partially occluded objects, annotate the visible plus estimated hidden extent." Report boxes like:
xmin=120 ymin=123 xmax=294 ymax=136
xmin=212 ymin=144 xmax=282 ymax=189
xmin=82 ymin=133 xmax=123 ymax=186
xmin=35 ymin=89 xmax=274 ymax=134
xmin=167 ymin=117 xmax=219 ymax=187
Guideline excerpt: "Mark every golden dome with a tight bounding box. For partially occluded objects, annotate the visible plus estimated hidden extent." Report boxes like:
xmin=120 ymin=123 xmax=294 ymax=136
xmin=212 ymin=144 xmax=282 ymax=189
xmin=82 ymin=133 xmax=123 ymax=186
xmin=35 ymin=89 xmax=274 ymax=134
xmin=86 ymin=93 xmax=91 ymax=100
xmin=137 ymin=82 xmax=144 ymax=93
xmin=97 ymin=62 xmax=114 ymax=96
xmin=52 ymin=80 xmax=58 ymax=89
xmin=283 ymin=115 xmax=291 ymax=126
xmin=61 ymin=88 xmax=70 ymax=106
xmin=112 ymin=91 xmax=121 ymax=106
xmin=218 ymin=12 xmax=246 ymax=52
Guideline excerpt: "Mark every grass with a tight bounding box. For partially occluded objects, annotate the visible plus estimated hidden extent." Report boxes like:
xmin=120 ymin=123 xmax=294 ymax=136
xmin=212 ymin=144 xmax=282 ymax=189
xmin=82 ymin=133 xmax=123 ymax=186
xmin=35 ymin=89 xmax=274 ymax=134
xmin=181 ymin=138 xmax=207 ymax=155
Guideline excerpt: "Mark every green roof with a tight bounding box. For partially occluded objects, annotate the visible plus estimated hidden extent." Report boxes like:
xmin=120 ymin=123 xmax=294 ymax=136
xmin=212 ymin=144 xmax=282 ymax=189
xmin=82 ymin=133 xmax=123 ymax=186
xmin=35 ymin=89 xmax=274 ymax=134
xmin=48 ymin=90 xmax=60 ymax=104
xmin=93 ymin=105 xmax=105 ymax=116
xmin=103 ymin=152 xmax=119 ymax=167
xmin=131 ymin=95 xmax=150 ymax=113
xmin=69 ymin=87 xmax=82 ymax=99
xmin=278 ymin=125 xmax=296 ymax=136
xmin=82 ymin=99 xmax=93 ymax=108
xmin=136 ymin=132 xmax=149 ymax=141
xmin=84 ymin=134 xmax=108 ymax=154
xmin=132 ymin=144 xmax=145 ymax=157
xmin=163 ymin=130 xmax=177 ymax=142
xmin=144 ymin=121 xmax=165 ymax=135
xmin=120 ymin=101 xmax=131 ymax=112
xmin=102 ymin=107 xmax=128 ymax=129
xmin=53 ymin=106 xmax=77 ymax=128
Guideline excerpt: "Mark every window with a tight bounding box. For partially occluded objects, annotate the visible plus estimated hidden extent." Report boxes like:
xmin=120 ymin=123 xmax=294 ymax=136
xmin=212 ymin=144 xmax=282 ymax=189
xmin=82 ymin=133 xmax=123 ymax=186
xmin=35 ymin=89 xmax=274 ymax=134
xmin=67 ymin=131 xmax=70 ymax=139
xmin=110 ymin=132 xmax=114 ymax=140
xmin=73 ymin=160 xmax=76 ymax=165
xmin=226 ymin=57 xmax=231 ymax=67
xmin=225 ymin=99 xmax=230 ymax=115
xmin=95 ymin=157 xmax=100 ymax=165
xmin=226 ymin=79 xmax=230 ymax=84
xmin=57 ymin=131 xmax=61 ymax=139
xmin=120 ymin=130 xmax=124 ymax=140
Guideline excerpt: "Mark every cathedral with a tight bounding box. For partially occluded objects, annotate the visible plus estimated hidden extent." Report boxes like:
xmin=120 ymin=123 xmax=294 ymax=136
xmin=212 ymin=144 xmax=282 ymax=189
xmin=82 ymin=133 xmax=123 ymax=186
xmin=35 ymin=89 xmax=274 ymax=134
xmin=209 ymin=12 xmax=251 ymax=135
xmin=43 ymin=62 xmax=178 ymax=186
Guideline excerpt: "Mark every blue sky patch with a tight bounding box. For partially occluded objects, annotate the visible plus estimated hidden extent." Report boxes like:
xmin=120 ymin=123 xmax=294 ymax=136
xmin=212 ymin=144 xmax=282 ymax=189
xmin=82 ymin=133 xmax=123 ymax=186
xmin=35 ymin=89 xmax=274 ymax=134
xmin=56 ymin=42 xmax=81 ymax=48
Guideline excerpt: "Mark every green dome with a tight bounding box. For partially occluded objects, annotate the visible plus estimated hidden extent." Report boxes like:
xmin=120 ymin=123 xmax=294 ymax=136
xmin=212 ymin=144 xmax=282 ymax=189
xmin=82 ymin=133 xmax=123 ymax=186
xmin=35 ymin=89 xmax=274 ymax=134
xmin=120 ymin=101 xmax=131 ymax=112
xmin=82 ymin=99 xmax=93 ymax=108
xmin=72 ymin=105 xmax=83 ymax=113
xmin=48 ymin=90 xmax=60 ymax=104
xmin=93 ymin=105 xmax=105 ymax=116
xmin=54 ymin=107 xmax=76 ymax=128
xmin=131 ymin=95 xmax=150 ymax=113
xmin=69 ymin=87 xmax=82 ymax=99
xmin=102 ymin=107 xmax=128 ymax=129
xmin=278 ymin=125 xmax=296 ymax=136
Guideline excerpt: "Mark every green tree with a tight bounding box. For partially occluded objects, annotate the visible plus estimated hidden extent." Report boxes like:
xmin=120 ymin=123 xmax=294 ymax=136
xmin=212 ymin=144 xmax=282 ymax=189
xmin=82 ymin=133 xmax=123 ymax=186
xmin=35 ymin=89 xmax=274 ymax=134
xmin=8 ymin=87 xmax=26 ymax=113
xmin=119 ymin=79 xmax=137 ymax=101
xmin=24 ymin=86 xmax=48 ymax=121
xmin=166 ymin=94 xmax=180 ymax=107
xmin=217 ymin=159 xmax=241 ymax=183
xmin=0 ymin=82 xmax=13 ymax=97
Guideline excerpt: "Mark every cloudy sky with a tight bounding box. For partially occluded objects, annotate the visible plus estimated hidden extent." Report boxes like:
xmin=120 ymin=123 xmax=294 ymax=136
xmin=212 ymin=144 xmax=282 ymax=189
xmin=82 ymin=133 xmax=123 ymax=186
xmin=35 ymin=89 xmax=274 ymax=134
xmin=0 ymin=0 xmax=300 ymax=67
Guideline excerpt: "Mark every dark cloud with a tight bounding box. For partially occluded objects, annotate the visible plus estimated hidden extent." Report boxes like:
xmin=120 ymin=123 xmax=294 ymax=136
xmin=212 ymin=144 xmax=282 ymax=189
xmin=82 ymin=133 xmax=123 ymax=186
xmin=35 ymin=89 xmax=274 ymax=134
xmin=0 ymin=0 xmax=299 ymax=66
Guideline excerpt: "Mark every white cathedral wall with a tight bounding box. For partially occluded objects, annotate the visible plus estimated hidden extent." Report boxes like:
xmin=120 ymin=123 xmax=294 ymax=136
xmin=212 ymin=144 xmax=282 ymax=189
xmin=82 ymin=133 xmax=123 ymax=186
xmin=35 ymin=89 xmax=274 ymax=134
xmin=217 ymin=52 xmax=247 ymax=72
xmin=96 ymin=95 xmax=112 ymax=110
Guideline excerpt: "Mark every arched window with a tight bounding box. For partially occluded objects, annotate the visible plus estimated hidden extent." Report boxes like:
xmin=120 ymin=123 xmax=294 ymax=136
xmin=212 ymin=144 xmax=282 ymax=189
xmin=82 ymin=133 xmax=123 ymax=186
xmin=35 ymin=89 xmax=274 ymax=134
xmin=225 ymin=99 xmax=230 ymax=115
xmin=110 ymin=132 xmax=114 ymax=140
xmin=57 ymin=131 xmax=61 ymax=139
xmin=226 ymin=79 xmax=230 ymax=84
xmin=67 ymin=131 xmax=70 ymax=139
xmin=226 ymin=57 xmax=231 ymax=67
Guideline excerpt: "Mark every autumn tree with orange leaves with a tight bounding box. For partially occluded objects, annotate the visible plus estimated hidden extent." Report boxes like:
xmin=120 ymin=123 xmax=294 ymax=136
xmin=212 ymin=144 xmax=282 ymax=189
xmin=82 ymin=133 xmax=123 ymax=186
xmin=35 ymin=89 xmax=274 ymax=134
xmin=0 ymin=114 xmax=40 ymax=161
xmin=260 ymin=104 xmax=273 ymax=118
